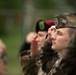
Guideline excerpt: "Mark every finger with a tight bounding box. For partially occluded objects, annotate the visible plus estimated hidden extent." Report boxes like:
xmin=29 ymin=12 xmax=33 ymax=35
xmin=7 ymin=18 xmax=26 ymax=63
xmin=51 ymin=26 xmax=56 ymax=32
xmin=48 ymin=28 xmax=52 ymax=38
xmin=48 ymin=26 xmax=56 ymax=39
xmin=31 ymin=35 xmax=38 ymax=42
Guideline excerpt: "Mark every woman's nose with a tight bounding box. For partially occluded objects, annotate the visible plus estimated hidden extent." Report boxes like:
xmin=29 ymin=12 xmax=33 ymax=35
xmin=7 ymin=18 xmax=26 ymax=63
xmin=51 ymin=32 xmax=56 ymax=40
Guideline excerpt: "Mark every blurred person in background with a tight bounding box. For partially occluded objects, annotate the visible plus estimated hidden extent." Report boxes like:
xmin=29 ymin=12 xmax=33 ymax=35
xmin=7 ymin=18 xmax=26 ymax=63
xmin=0 ymin=39 xmax=7 ymax=75
xmin=19 ymin=19 xmax=57 ymax=75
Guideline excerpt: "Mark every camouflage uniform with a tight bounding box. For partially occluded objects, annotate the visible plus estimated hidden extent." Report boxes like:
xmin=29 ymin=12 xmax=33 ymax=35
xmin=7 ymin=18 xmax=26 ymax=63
xmin=20 ymin=12 xmax=76 ymax=75
xmin=20 ymin=38 xmax=58 ymax=75
xmin=43 ymin=12 xmax=76 ymax=75
xmin=19 ymin=50 xmax=40 ymax=75
xmin=40 ymin=39 xmax=58 ymax=74
xmin=47 ymin=31 xmax=76 ymax=75
xmin=19 ymin=19 xmax=55 ymax=75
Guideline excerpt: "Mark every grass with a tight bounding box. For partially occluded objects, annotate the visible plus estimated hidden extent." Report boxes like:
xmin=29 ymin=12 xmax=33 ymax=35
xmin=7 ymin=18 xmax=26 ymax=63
xmin=1 ymin=26 xmax=23 ymax=75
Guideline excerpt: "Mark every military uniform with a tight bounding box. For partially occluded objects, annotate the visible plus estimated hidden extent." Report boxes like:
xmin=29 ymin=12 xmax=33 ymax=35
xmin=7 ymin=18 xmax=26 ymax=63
xmin=20 ymin=12 xmax=76 ymax=75
xmin=19 ymin=20 xmax=56 ymax=75
xmin=21 ymin=33 xmax=76 ymax=75
xmin=40 ymin=39 xmax=58 ymax=74
xmin=47 ymin=33 xmax=76 ymax=75
xmin=20 ymin=39 xmax=58 ymax=75
xmin=42 ymin=12 xmax=76 ymax=75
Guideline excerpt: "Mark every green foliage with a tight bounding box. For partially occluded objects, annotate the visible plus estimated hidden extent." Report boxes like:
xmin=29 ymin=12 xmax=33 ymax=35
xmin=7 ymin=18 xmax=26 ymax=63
xmin=0 ymin=0 xmax=5 ymax=9
xmin=34 ymin=0 xmax=56 ymax=9
xmin=0 ymin=15 xmax=7 ymax=35
xmin=0 ymin=0 xmax=23 ymax=9
xmin=66 ymin=0 xmax=76 ymax=10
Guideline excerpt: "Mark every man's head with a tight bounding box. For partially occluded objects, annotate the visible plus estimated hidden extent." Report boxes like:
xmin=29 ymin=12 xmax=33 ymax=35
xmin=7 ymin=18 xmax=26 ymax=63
xmin=36 ymin=20 xmax=54 ymax=33
xmin=35 ymin=20 xmax=54 ymax=50
xmin=51 ymin=12 xmax=76 ymax=53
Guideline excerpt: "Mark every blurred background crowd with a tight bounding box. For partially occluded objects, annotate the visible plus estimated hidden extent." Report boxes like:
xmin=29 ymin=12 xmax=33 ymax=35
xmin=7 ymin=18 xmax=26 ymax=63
xmin=0 ymin=0 xmax=76 ymax=75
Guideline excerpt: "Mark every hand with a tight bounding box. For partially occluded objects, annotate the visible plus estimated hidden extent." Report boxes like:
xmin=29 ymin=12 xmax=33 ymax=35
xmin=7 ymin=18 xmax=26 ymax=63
xmin=30 ymin=35 xmax=39 ymax=57
xmin=48 ymin=26 xmax=56 ymax=41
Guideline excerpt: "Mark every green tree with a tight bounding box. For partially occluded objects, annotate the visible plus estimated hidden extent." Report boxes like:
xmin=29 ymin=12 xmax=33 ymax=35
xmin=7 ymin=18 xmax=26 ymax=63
xmin=0 ymin=0 xmax=23 ymax=35
xmin=66 ymin=0 xmax=76 ymax=11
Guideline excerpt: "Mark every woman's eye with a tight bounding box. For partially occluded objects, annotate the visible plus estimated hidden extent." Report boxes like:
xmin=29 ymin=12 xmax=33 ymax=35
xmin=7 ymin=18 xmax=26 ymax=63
xmin=57 ymin=31 xmax=62 ymax=35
